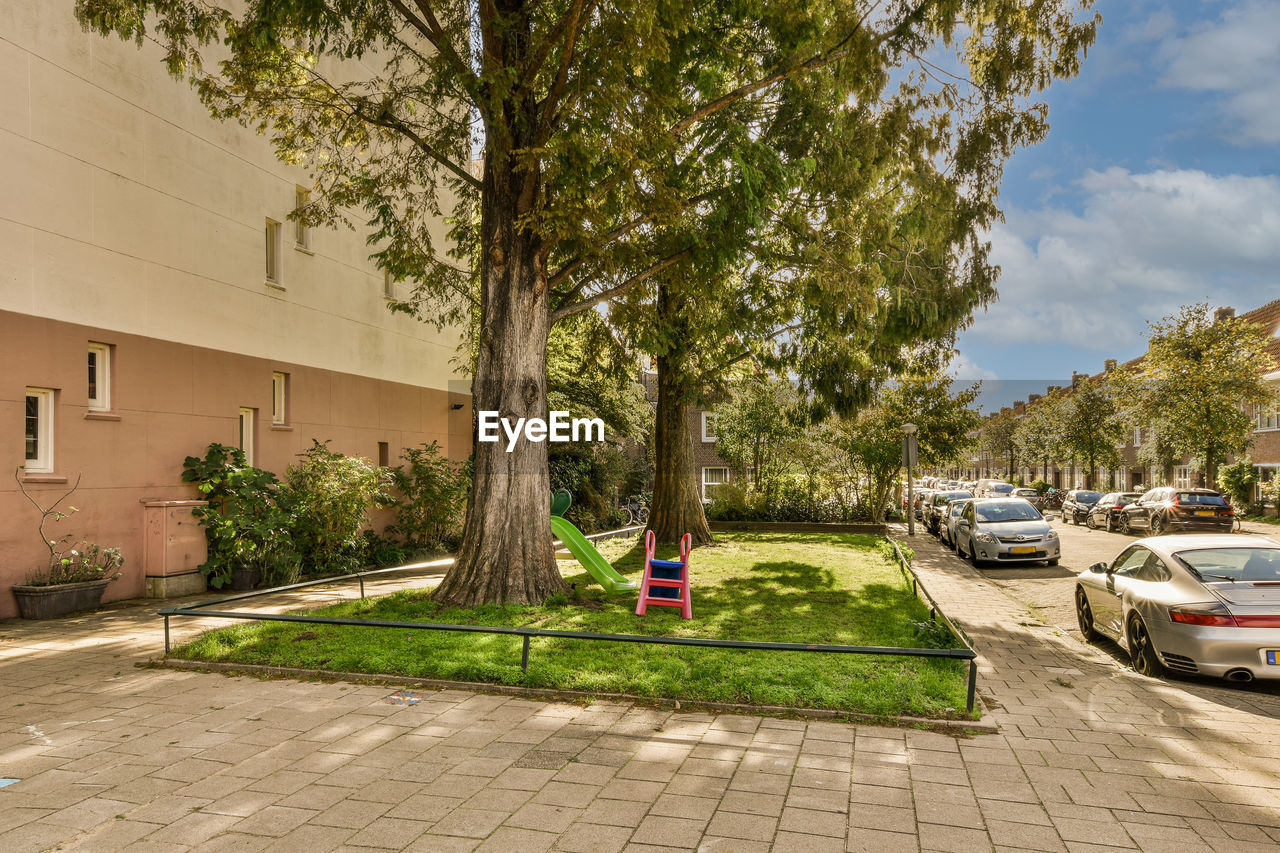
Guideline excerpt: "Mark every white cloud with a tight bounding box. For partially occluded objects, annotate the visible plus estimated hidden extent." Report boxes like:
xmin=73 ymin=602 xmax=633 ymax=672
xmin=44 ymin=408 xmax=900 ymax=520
xmin=968 ymin=167 xmax=1280 ymax=350
xmin=946 ymin=350 xmax=998 ymax=382
xmin=1157 ymin=0 xmax=1280 ymax=144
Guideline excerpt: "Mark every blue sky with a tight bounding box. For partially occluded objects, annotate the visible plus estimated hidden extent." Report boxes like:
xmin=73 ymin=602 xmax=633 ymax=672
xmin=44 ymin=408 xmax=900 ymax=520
xmin=951 ymin=0 xmax=1280 ymax=411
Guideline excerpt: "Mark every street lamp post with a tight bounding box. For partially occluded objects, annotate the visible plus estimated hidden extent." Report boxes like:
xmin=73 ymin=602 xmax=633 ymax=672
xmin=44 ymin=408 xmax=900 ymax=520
xmin=903 ymin=423 xmax=918 ymax=536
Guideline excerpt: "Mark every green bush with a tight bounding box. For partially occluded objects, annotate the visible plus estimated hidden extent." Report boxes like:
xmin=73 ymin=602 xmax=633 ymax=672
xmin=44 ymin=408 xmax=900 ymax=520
xmin=1217 ymin=458 xmax=1258 ymax=507
xmin=387 ymin=442 xmax=469 ymax=554
xmin=282 ymin=440 xmax=393 ymax=575
xmin=182 ymin=444 xmax=299 ymax=588
xmin=1029 ymin=479 xmax=1051 ymax=495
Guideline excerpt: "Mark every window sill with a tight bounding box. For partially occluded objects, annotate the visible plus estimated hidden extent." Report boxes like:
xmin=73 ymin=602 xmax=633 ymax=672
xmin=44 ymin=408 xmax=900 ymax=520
xmin=293 ymin=244 xmax=314 ymax=255
xmin=265 ymin=281 xmax=286 ymax=291
xmin=84 ymin=411 xmax=121 ymax=421
xmin=21 ymin=473 xmax=68 ymax=484
xmin=270 ymin=424 xmax=293 ymax=431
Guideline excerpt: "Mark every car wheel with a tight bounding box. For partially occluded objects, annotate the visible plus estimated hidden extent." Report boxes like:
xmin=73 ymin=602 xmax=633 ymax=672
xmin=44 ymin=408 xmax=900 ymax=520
xmin=1150 ymin=513 xmax=1165 ymax=536
xmin=1085 ymin=513 xmax=1098 ymax=529
xmin=968 ymin=537 xmax=986 ymax=568
xmin=1046 ymin=557 xmax=1059 ymax=566
xmin=1119 ymin=514 xmax=1132 ymax=535
xmin=1076 ymin=587 xmax=1099 ymax=641
xmin=1127 ymin=614 xmax=1166 ymax=678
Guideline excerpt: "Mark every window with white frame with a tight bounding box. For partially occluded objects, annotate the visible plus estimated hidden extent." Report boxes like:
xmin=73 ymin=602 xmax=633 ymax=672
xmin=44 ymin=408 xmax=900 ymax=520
xmin=87 ymin=342 xmax=111 ymax=411
xmin=238 ymin=407 xmax=256 ymax=465
xmin=265 ymin=219 xmax=282 ymax=285
xmin=294 ymin=188 xmax=312 ymax=250
xmin=24 ymin=388 xmax=54 ymax=473
xmin=271 ymin=372 xmax=288 ymax=425
xmin=1113 ymin=468 xmax=1125 ymax=490
xmin=1257 ymin=387 xmax=1280 ymax=431
xmin=702 ymin=467 xmax=729 ymax=501
xmin=701 ymin=412 xmax=717 ymax=442
xmin=1133 ymin=426 xmax=1142 ymax=446
xmin=1174 ymin=466 xmax=1191 ymax=489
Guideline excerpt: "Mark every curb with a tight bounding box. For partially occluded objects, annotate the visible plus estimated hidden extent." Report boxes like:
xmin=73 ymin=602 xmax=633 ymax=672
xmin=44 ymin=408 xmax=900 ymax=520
xmin=150 ymin=658 xmax=998 ymax=735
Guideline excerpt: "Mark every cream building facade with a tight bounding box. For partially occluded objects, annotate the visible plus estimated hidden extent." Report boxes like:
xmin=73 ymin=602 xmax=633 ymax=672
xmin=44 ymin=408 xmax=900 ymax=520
xmin=0 ymin=2 xmax=471 ymax=617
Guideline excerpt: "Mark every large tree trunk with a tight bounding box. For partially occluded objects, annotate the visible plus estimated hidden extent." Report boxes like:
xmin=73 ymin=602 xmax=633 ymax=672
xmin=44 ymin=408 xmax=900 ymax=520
xmin=434 ymin=128 xmax=565 ymax=606
xmin=647 ymin=284 xmax=712 ymax=545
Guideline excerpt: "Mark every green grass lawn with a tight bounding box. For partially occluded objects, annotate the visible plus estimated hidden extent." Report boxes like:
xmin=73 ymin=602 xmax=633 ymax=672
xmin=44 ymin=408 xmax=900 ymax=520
xmin=174 ymin=532 xmax=972 ymax=719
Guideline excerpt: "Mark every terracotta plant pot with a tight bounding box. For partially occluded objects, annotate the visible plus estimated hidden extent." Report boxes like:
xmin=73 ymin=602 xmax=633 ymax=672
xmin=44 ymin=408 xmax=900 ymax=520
xmin=11 ymin=578 xmax=112 ymax=619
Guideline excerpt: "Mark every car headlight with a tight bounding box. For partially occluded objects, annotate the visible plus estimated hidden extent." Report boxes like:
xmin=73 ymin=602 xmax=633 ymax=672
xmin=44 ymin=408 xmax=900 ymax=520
xmin=974 ymin=531 xmax=997 ymax=544
xmin=1045 ymin=529 xmax=1058 ymax=539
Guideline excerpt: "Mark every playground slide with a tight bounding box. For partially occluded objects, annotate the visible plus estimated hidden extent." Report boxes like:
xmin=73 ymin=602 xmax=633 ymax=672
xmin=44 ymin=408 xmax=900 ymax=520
xmin=550 ymin=516 xmax=638 ymax=594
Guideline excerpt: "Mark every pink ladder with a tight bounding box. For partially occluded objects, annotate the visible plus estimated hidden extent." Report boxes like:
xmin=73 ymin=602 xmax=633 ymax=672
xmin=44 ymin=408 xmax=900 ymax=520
xmin=635 ymin=530 xmax=692 ymax=619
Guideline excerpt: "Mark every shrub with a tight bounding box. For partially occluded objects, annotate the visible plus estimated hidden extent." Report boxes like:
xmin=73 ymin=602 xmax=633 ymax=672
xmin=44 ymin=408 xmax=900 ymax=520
xmin=387 ymin=442 xmax=469 ymax=553
xmin=1028 ymin=479 xmax=1051 ymax=495
xmin=1217 ymin=458 xmax=1258 ymax=507
xmin=182 ymin=444 xmax=299 ymax=589
xmin=282 ymin=440 xmax=392 ymax=575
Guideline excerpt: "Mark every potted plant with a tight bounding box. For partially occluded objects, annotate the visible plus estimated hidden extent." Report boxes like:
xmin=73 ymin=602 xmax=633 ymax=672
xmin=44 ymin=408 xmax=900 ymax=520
xmin=12 ymin=468 xmax=123 ymax=619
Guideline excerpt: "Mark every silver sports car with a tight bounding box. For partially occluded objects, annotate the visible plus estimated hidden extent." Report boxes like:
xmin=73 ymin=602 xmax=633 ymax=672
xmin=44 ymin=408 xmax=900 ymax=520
xmin=1075 ymin=534 xmax=1280 ymax=682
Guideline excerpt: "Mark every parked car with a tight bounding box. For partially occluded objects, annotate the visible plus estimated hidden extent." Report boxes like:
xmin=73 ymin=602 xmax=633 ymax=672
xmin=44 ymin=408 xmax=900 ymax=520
xmin=974 ymin=479 xmax=1015 ymax=498
xmin=925 ymin=490 xmax=974 ymax=535
xmin=1062 ymin=489 xmax=1103 ymax=525
xmin=1119 ymin=487 xmax=1235 ymax=536
xmin=940 ymin=498 xmax=974 ymax=550
xmin=955 ymin=498 xmax=1060 ymax=567
xmin=1085 ymin=492 xmax=1144 ymax=531
xmin=1075 ymin=534 xmax=1280 ymax=681
xmin=1012 ymin=487 xmax=1041 ymax=506
xmin=912 ymin=489 xmax=936 ymax=521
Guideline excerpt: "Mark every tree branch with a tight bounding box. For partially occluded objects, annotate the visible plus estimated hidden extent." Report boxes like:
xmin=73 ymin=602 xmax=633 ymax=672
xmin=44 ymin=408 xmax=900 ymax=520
xmin=668 ymin=45 xmax=854 ymax=138
xmin=551 ymin=248 xmax=694 ymax=323
xmin=547 ymin=188 xmax=721 ymax=293
xmin=388 ymin=0 xmax=479 ymax=94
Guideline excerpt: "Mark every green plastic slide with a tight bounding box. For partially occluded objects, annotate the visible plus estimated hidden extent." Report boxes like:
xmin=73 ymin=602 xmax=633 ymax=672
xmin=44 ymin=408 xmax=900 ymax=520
xmin=550 ymin=515 xmax=637 ymax=594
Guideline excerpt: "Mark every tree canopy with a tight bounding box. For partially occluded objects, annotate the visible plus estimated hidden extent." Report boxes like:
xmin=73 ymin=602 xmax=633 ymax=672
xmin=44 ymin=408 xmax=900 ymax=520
xmin=77 ymin=0 xmax=1100 ymax=602
xmin=1122 ymin=303 xmax=1276 ymax=484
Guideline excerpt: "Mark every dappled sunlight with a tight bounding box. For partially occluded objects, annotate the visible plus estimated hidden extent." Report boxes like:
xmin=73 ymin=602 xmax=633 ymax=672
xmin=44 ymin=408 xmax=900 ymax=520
xmin=172 ymin=532 xmax=973 ymax=718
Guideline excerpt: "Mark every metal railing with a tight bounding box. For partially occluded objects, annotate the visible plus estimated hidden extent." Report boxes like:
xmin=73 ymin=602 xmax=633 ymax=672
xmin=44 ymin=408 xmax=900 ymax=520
xmin=157 ymin=535 xmax=979 ymax=714
xmin=888 ymin=538 xmax=979 ymax=713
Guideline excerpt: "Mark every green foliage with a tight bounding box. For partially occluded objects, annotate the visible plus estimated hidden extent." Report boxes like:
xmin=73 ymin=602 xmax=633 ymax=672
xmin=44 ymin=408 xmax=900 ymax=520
xmin=1121 ymin=303 xmax=1277 ymax=483
xmin=282 ymin=441 xmax=393 ymax=575
xmin=182 ymin=444 xmax=299 ymax=589
xmin=1217 ymin=458 xmax=1259 ymax=506
xmin=387 ymin=442 xmax=469 ymax=554
xmin=713 ymin=376 xmax=807 ymax=504
xmin=835 ymin=376 xmax=982 ymax=519
xmin=361 ymin=531 xmax=409 ymax=569
xmin=982 ymin=410 xmax=1020 ymax=476
xmin=1029 ymin=479 xmax=1052 ymax=495
xmin=78 ymin=0 xmax=1099 ymax=594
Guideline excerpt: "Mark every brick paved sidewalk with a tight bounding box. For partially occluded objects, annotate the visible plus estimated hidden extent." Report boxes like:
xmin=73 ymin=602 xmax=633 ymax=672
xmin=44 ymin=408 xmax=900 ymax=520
xmin=1 ymin=539 xmax=1279 ymax=852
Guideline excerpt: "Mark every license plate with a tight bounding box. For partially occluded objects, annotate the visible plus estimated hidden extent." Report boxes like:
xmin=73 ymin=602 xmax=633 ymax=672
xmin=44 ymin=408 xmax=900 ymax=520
xmin=1268 ymin=650 xmax=1279 ymax=666
xmin=1195 ymin=510 xmax=1215 ymax=517
xmin=1009 ymin=546 xmax=1036 ymax=554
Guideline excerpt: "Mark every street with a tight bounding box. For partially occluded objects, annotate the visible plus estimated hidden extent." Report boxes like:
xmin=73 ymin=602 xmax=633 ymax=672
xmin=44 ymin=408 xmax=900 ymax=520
xmin=948 ymin=516 xmax=1280 ymax=699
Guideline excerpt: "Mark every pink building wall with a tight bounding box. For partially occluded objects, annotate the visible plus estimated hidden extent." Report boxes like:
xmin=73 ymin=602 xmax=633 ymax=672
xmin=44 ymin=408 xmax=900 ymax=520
xmin=1 ymin=310 xmax=472 ymax=618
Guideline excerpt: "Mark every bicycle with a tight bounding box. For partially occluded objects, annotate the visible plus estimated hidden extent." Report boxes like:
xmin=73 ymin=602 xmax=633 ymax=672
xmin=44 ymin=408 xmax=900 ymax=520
xmin=620 ymin=497 xmax=650 ymax=527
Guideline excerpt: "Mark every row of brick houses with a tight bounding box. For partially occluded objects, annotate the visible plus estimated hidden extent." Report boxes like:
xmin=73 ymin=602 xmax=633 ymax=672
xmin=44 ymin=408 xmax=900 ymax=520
xmin=949 ymin=298 xmax=1280 ymax=500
